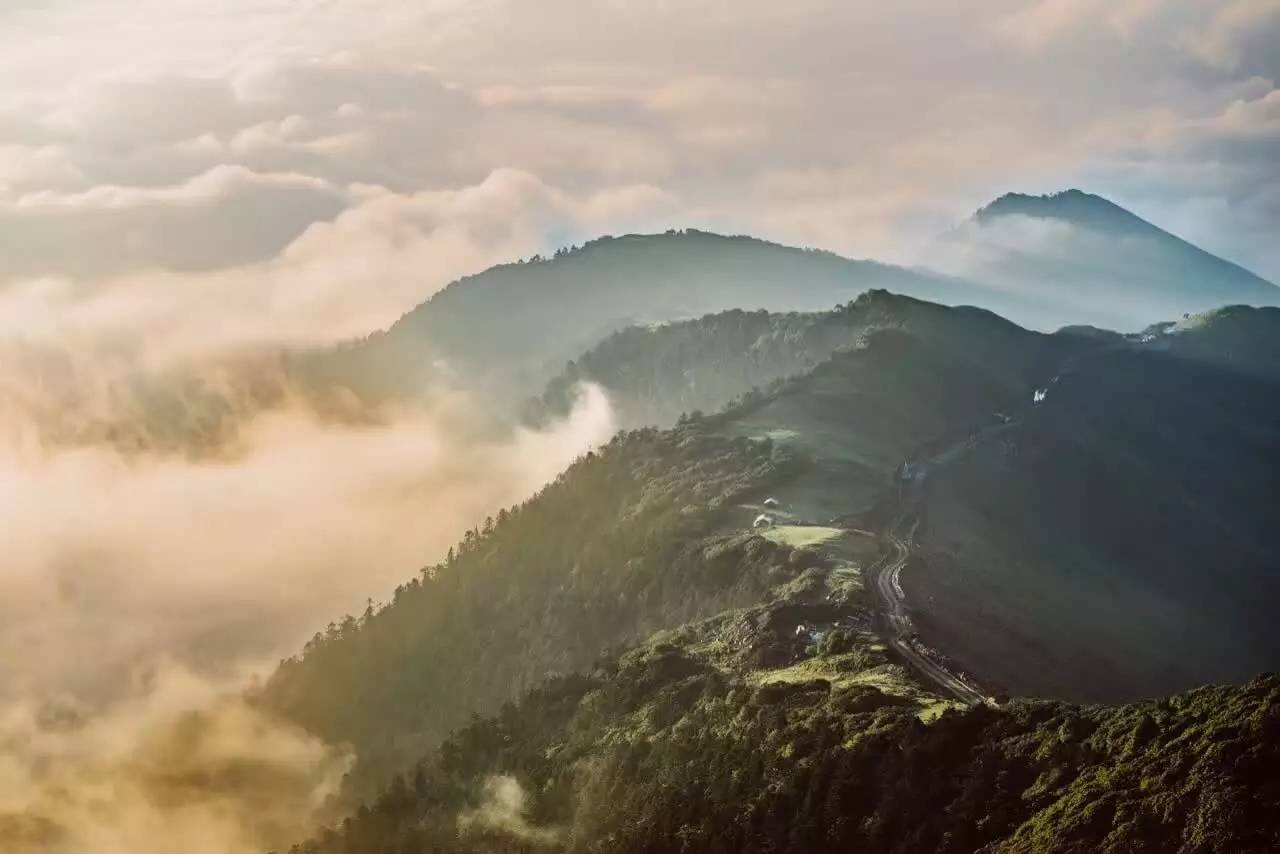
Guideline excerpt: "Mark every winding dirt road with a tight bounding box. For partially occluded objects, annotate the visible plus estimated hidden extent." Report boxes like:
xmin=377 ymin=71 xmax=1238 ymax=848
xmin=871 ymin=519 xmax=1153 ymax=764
xmin=872 ymin=515 xmax=991 ymax=707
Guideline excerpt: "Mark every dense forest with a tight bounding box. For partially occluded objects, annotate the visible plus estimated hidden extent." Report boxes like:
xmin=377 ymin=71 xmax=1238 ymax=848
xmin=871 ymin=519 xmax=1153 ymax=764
xmin=284 ymin=619 xmax=1280 ymax=853
xmin=261 ymin=292 xmax=1072 ymax=795
xmin=261 ymin=291 xmax=1280 ymax=852
xmin=531 ymin=290 xmax=1082 ymax=432
xmin=259 ymin=424 xmax=805 ymax=793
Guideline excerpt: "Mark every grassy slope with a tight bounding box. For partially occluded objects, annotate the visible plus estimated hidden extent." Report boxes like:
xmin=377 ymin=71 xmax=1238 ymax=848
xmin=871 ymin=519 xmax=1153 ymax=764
xmin=911 ymin=346 xmax=1280 ymax=701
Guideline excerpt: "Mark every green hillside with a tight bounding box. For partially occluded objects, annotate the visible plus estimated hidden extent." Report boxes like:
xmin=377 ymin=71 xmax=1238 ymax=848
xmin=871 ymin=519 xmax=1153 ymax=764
xmin=259 ymin=292 xmax=1280 ymax=851
xmin=258 ymin=293 xmax=1085 ymax=792
xmin=284 ymin=621 xmax=1280 ymax=853
xmin=345 ymin=230 xmax=1047 ymax=404
xmin=532 ymin=290 xmax=1076 ymax=432
xmin=259 ymin=424 xmax=805 ymax=794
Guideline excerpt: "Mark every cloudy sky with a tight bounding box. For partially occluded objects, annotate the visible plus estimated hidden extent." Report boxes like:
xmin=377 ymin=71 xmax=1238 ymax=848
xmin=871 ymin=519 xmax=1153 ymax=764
xmin=0 ymin=0 xmax=1276 ymax=339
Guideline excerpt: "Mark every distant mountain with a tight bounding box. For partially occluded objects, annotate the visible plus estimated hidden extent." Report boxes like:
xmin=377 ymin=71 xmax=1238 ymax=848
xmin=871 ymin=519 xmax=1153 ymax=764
xmin=933 ymin=189 xmax=1279 ymax=331
xmin=332 ymin=230 xmax=1049 ymax=406
xmin=974 ymin=189 xmax=1175 ymax=237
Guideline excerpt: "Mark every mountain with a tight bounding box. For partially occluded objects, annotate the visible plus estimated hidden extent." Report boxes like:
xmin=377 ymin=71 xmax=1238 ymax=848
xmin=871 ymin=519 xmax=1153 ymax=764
xmin=264 ymin=290 xmax=1280 ymax=766
xmin=934 ymin=189 xmax=1280 ymax=331
xmin=529 ymin=290 xmax=1077 ymax=432
xmin=259 ymin=291 xmax=1072 ymax=792
xmin=1138 ymin=304 xmax=1280 ymax=381
xmin=22 ymin=214 xmax=1276 ymax=458
xmin=257 ymin=290 xmax=1280 ymax=850
xmin=910 ymin=340 xmax=1280 ymax=701
xmin=291 ymin=648 xmax=1280 ymax=854
xmin=328 ymin=229 xmax=1051 ymax=406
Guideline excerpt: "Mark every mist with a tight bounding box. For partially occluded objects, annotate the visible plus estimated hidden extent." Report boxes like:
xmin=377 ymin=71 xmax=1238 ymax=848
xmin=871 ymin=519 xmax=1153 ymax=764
xmin=0 ymin=663 xmax=352 ymax=854
xmin=0 ymin=251 xmax=615 ymax=851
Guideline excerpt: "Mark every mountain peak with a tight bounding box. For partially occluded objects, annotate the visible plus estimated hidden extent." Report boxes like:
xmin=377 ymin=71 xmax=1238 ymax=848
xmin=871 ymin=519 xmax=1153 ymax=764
xmin=974 ymin=189 xmax=1154 ymax=237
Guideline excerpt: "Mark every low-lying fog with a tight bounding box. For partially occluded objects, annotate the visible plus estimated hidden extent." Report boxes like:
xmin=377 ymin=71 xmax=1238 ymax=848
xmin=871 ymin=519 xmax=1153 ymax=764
xmin=0 ymin=266 xmax=614 ymax=853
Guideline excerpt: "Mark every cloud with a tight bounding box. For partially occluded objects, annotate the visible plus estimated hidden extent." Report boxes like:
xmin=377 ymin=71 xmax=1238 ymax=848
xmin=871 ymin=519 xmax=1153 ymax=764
xmin=1184 ymin=0 xmax=1280 ymax=72
xmin=0 ymin=662 xmax=351 ymax=854
xmin=457 ymin=776 xmax=561 ymax=846
xmin=995 ymin=0 xmax=1162 ymax=49
xmin=0 ymin=386 xmax=615 ymax=701
xmin=2 ymin=4 xmax=1277 ymax=273
xmin=0 ymin=145 xmax=83 ymax=193
xmin=0 ymin=165 xmax=348 ymax=281
xmin=0 ymin=168 xmax=677 ymax=374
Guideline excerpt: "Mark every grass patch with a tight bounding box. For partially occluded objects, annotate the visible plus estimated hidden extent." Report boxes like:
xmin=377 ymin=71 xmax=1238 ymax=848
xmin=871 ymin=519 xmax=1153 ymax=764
xmin=762 ymin=525 xmax=844 ymax=548
xmin=749 ymin=653 xmax=931 ymax=704
xmin=843 ymin=664 xmax=930 ymax=700
xmin=917 ymin=699 xmax=967 ymax=723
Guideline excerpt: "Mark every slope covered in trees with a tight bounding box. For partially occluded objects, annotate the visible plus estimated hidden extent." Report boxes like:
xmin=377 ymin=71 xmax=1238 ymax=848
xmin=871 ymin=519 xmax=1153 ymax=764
xmin=338 ymin=230 xmax=1049 ymax=404
xmin=263 ymin=291 xmax=1280 ymax=851
xmin=285 ymin=615 xmax=1280 ymax=854
xmin=532 ymin=290 xmax=1079 ymax=432
xmin=259 ymin=424 xmax=804 ymax=793
xmin=1140 ymin=305 xmax=1280 ymax=381
xmin=259 ymin=292 xmax=1086 ymax=793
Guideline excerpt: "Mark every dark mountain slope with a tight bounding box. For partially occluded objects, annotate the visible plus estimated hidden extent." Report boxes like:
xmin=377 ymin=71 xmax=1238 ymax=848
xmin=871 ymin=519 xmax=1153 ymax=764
xmin=937 ymin=190 xmax=1279 ymax=330
xmin=1139 ymin=304 xmax=1280 ymax=380
xmin=707 ymin=292 xmax=1085 ymax=521
xmin=583 ymin=292 xmax=1280 ymax=703
xmin=910 ymin=343 xmax=1280 ymax=702
xmin=534 ymin=290 xmax=1073 ymax=431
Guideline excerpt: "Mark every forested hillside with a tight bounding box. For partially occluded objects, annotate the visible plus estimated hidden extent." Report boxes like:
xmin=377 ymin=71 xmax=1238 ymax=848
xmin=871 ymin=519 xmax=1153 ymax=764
xmin=263 ymin=291 xmax=1280 ymax=852
xmin=533 ymin=290 xmax=1078 ymax=431
xmin=346 ymin=231 xmax=1045 ymax=403
xmin=285 ymin=618 xmax=1280 ymax=854
xmin=260 ymin=424 xmax=804 ymax=793
xmin=260 ymin=292 xmax=1083 ymax=794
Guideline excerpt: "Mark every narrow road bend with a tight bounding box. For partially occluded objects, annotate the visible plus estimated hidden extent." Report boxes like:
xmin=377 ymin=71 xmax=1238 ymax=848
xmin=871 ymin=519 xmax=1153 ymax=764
xmin=872 ymin=514 xmax=992 ymax=707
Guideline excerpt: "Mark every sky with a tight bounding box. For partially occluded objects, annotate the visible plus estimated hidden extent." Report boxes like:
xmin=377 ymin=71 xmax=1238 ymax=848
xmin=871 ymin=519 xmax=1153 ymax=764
xmin=0 ymin=3 xmax=1276 ymax=850
xmin=0 ymin=0 xmax=1277 ymax=311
